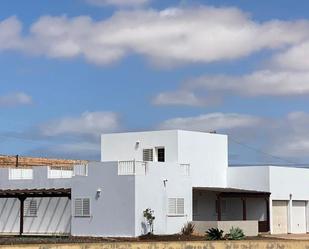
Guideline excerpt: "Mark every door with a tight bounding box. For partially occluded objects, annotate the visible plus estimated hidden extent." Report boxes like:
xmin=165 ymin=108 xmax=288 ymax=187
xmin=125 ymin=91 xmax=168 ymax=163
xmin=292 ymin=201 xmax=307 ymax=234
xmin=272 ymin=201 xmax=288 ymax=234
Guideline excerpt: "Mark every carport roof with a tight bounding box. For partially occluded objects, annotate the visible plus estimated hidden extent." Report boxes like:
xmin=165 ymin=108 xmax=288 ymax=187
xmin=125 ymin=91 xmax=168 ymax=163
xmin=194 ymin=187 xmax=270 ymax=196
xmin=0 ymin=188 xmax=71 ymax=198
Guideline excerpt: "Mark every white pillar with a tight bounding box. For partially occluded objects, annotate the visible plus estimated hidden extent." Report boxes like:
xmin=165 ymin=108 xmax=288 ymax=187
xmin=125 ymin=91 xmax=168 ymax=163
xmin=306 ymin=200 xmax=309 ymax=233
xmin=269 ymin=197 xmax=273 ymax=234
xmin=288 ymin=194 xmax=293 ymax=234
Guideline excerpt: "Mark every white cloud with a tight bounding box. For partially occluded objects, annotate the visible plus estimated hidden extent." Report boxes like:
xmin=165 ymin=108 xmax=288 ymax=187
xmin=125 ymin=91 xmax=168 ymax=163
xmin=154 ymin=69 xmax=309 ymax=106
xmin=159 ymin=112 xmax=262 ymax=132
xmin=39 ymin=111 xmax=120 ymax=137
xmin=15 ymin=111 xmax=121 ymax=160
xmin=1 ymin=6 xmax=309 ymax=66
xmin=0 ymin=92 xmax=32 ymax=107
xmin=152 ymin=91 xmax=220 ymax=106
xmin=269 ymin=112 xmax=309 ymax=158
xmin=189 ymin=70 xmax=309 ymax=96
xmin=272 ymin=41 xmax=309 ymax=71
xmin=86 ymin=0 xmax=149 ymax=7
xmin=0 ymin=16 xmax=22 ymax=50
xmin=159 ymin=111 xmax=309 ymax=161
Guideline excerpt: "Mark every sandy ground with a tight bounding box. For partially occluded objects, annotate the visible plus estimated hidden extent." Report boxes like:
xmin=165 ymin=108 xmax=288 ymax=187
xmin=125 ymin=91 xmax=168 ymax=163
xmin=262 ymin=233 xmax=309 ymax=240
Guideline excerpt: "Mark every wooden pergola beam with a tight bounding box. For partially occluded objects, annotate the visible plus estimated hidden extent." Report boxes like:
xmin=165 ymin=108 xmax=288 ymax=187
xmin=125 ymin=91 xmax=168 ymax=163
xmin=0 ymin=188 xmax=71 ymax=198
xmin=218 ymin=192 xmax=270 ymax=198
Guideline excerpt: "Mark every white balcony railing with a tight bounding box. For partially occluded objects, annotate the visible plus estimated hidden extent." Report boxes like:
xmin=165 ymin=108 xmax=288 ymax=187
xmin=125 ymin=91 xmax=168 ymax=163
xmin=47 ymin=166 xmax=73 ymax=179
xmin=180 ymin=163 xmax=190 ymax=176
xmin=118 ymin=160 xmax=147 ymax=175
xmin=9 ymin=168 xmax=33 ymax=180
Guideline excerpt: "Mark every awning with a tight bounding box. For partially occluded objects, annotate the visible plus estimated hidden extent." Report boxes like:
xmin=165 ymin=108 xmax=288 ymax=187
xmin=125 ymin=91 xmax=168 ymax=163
xmin=0 ymin=188 xmax=71 ymax=198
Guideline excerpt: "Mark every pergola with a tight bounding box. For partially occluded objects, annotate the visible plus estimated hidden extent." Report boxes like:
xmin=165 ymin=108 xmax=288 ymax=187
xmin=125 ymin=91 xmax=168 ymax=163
xmin=0 ymin=188 xmax=71 ymax=235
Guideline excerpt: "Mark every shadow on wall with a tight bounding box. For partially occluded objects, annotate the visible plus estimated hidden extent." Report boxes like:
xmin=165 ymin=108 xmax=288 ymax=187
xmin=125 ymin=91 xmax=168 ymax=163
xmin=141 ymin=222 xmax=147 ymax=235
xmin=0 ymin=197 xmax=71 ymax=234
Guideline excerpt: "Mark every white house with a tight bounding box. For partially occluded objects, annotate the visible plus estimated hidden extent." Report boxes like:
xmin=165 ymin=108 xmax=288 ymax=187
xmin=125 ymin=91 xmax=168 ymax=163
xmin=0 ymin=130 xmax=308 ymax=236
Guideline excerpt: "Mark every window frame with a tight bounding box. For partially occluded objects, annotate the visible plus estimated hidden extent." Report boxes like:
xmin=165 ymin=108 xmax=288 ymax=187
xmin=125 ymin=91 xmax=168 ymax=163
xmin=143 ymin=148 xmax=153 ymax=162
xmin=156 ymin=147 xmax=165 ymax=162
xmin=24 ymin=199 xmax=38 ymax=217
xmin=74 ymin=198 xmax=91 ymax=217
xmin=167 ymin=197 xmax=185 ymax=216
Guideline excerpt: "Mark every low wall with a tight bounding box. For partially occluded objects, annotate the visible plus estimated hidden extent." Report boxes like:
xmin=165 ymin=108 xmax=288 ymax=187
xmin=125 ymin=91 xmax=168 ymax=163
xmin=192 ymin=220 xmax=258 ymax=236
xmin=1 ymin=241 xmax=309 ymax=249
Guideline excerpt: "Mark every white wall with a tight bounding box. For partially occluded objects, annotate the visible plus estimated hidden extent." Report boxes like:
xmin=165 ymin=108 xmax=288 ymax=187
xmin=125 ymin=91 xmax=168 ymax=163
xmin=269 ymin=166 xmax=309 ymax=200
xmin=24 ymin=197 xmax=71 ymax=234
xmin=178 ymin=131 xmax=228 ymax=188
xmin=0 ymin=198 xmax=19 ymax=234
xmin=228 ymin=166 xmax=270 ymax=192
xmin=102 ymin=130 xmax=228 ymax=188
xmin=134 ymin=162 xmax=192 ymax=236
xmin=228 ymin=165 xmax=309 ymax=234
xmin=72 ymin=161 xmax=192 ymax=237
xmin=101 ymin=130 xmax=179 ymax=162
xmin=228 ymin=166 xmax=309 ymax=200
xmin=71 ymin=162 xmax=136 ymax=237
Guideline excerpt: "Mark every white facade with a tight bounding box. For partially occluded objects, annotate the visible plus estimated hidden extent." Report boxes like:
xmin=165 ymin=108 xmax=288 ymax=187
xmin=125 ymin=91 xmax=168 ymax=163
xmin=102 ymin=130 xmax=228 ymax=188
xmin=0 ymin=130 xmax=309 ymax=236
xmin=228 ymin=165 xmax=309 ymax=234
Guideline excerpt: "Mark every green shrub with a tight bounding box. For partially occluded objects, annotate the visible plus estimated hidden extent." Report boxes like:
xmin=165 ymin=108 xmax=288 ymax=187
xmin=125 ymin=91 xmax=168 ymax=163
xmin=205 ymin=228 xmax=224 ymax=240
xmin=226 ymin=227 xmax=245 ymax=240
xmin=143 ymin=208 xmax=155 ymax=234
xmin=181 ymin=222 xmax=195 ymax=236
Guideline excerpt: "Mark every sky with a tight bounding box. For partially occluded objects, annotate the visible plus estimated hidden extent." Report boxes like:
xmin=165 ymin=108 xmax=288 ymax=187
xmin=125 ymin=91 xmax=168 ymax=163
xmin=1 ymin=0 xmax=309 ymax=164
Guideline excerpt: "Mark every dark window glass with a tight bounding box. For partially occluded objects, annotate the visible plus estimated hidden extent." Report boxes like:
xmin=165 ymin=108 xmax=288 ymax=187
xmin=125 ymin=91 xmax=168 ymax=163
xmin=157 ymin=148 xmax=165 ymax=162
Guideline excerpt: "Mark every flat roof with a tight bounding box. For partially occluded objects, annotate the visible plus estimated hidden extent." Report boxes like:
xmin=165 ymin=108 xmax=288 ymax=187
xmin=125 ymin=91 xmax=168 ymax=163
xmin=229 ymin=164 xmax=309 ymax=169
xmin=102 ymin=129 xmax=225 ymax=136
xmin=194 ymin=186 xmax=270 ymax=194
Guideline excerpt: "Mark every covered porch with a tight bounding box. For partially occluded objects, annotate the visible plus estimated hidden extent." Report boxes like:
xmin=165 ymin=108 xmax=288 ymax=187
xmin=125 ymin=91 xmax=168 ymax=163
xmin=0 ymin=188 xmax=71 ymax=235
xmin=192 ymin=188 xmax=270 ymax=235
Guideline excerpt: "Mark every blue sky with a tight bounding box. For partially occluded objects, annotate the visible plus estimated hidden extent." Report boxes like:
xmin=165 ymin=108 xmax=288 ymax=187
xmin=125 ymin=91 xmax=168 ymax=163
xmin=1 ymin=0 xmax=309 ymax=164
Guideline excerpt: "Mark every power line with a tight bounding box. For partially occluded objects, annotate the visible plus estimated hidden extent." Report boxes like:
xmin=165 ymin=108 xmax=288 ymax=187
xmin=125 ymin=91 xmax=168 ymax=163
xmin=228 ymin=136 xmax=299 ymax=165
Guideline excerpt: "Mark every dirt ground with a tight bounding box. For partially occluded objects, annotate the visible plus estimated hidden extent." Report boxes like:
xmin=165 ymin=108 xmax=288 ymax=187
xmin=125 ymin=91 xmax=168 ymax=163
xmin=261 ymin=233 xmax=309 ymax=240
xmin=0 ymin=234 xmax=282 ymax=245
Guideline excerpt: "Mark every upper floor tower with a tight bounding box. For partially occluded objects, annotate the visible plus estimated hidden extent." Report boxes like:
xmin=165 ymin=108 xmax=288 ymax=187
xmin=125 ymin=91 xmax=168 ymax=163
xmin=101 ymin=130 xmax=228 ymax=187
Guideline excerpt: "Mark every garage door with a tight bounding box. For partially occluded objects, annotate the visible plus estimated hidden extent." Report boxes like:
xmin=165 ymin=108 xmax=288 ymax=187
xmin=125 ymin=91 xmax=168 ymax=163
xmin=272 ymin=201 xmax=288 ymax=234
xmin=292 ymin=201 xmax=307 ymax=234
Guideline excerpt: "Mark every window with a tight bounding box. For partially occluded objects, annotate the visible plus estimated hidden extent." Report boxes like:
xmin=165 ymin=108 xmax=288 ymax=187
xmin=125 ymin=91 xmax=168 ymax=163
xmin=9 ymin=168 xmax=33 ymax=180
xmin=143 ymin=149 xmax=153 ymax=162
xmin=157 ymin=147 xmax=165 ymax=162
xmin=48 ymin=166 xmax=73 ymax=179
xmin=74 ymin=198 xmax=90 ymax=217
xmin=168 ymin=198 xmax=185 ymax=216
xmin=24 ymin=199 xmax=37 ymax=217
